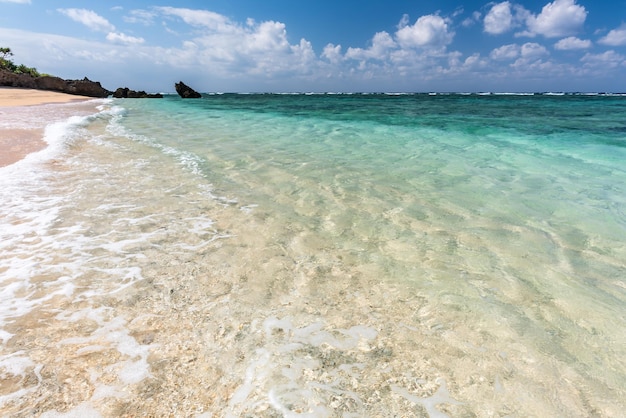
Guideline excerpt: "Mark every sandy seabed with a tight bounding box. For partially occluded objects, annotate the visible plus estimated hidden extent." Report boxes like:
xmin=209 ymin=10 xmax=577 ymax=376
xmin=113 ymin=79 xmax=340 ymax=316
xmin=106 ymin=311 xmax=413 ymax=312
xmin=1 ymin=90 xmax=624 ymax=417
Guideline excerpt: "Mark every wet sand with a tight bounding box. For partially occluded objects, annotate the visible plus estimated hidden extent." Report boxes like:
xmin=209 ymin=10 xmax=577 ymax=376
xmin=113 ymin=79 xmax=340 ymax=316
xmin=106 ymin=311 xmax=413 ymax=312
xmin=0 ymin=88 xmax=92 ymax=167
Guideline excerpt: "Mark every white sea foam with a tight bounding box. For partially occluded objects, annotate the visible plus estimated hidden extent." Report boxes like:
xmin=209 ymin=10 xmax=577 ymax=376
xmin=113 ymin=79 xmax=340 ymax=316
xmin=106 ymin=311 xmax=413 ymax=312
xmin=57 ymin=309 xmax=153 ymax=386
xmin=227 ymin=317 xmax=380 ymax=416
xmin=0 ymin=102 xmax=163 ymax=411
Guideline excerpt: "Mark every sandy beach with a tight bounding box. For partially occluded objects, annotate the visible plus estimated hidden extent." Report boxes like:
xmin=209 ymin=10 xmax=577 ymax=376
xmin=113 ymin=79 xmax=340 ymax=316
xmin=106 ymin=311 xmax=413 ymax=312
xmin=0 ymin=87 xmax=91 ymax=107
xmin=0 ymin=88 xmax=92 ymax=167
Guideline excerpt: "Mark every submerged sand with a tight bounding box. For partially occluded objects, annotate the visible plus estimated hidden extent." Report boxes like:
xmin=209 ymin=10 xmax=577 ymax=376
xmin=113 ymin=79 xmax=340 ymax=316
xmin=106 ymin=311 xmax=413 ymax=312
xmin=1 ymin=93 xmax=624 ymax=417
xmin=0 ymin=88 xmax=92 ymax=167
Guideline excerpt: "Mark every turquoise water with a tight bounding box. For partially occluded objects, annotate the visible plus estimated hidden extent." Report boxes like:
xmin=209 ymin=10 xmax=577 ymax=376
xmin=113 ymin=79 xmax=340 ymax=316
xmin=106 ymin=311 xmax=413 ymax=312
xmin=1 ymin=94 xmax=625 ymax=416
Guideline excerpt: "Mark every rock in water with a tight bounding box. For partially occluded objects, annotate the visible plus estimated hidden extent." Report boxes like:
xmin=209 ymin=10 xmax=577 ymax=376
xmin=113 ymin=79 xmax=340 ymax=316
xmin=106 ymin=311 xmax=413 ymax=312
xmin=113 ymin=87 xmax=163 ymax=98
xmin=175 ymin=81 xmax=202 ymax=98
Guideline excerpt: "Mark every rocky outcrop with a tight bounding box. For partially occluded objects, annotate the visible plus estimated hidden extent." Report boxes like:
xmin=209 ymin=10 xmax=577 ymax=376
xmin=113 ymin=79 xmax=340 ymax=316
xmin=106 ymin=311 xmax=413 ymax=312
xmin=0 ymin=70 xmax=36 ymax=88
xmin=175 ymin=81 xmax=201 ymax=98
xmin=113 ymin=87 xmax=163 ymax=99
xmin=38 ymin=76 xmax=110 ymax=98
xmin=0 ymin=70 xmax=110 ymax=98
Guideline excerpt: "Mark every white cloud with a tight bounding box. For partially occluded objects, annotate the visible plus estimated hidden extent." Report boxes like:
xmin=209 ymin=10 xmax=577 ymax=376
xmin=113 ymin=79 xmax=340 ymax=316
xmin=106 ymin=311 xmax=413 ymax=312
xmin=106 ymin=32 xmax=145 ymax=45
xmin=157 ymin=7 xmax=233 ymax=32
xmin=464 ymin=53 xmax=482 ymax=67
xmin=483 ymin=2 xmax=530 ymax=35
xmin=581 ymin=50 xmax=626 ymax=69
xmin=523 ymin=0 xmax=587 ymax=38
xmin=124 ymin=9 xmax=157 ymax=26
xmin=0 ymin=0 xmax=30 ymax=3
xmin=150 ymin=7 xmax=320 ymax=80
xmin=0 ymin=27 xmax=143 ymax=81
xmin=490 ymin=42 xmax=548 ymax=63
xmin=462 ymin=11 xmax=481 ymax=28
xmin=484 ymin=2 xmax=514 ymax=35
xmin=322 ymin=44 xmax=343 ymax=64
xmin=396 ymin=14 xmax=454 ymax=49
xmin=490 ymin=44 xmax=520 ymax=60
xmin=246 ymin=21 xmax=289 ymax=53
xmin=346 ymin=31 xmax=396 ymax=61
xmin=554 ymin=36 xmax=591 ymax=50
xmin=599 ymin=26 xmax=626 ymax=46
xmin=4 ymin=5 xmax=626 ymax=92
xmin=58 ymin=8 xmax=115 ymax=33
xmin=520 ymin=42 xmax=549 ymax=58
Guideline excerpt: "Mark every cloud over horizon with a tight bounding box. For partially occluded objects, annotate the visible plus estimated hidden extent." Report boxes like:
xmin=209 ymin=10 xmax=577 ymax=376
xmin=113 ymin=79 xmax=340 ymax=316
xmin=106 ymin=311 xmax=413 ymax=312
xmin=1 ymin=1 xmax=624 ymax=92
xmin=483 ymin=0 xmax=587 ymax=38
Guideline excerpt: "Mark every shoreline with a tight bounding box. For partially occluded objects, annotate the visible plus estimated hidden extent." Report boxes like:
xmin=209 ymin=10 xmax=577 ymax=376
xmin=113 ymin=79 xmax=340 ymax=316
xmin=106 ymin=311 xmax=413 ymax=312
xmin=0 ymin=87 xmax=94 ymax=167
xmin=0 ymin=87 xmax=93 ymax=107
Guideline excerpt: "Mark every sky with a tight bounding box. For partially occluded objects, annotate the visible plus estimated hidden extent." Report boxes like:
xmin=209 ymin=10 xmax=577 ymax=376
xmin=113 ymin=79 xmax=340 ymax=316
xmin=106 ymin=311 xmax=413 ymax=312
xmin=1 ymin=0 xmax=625 ymax=92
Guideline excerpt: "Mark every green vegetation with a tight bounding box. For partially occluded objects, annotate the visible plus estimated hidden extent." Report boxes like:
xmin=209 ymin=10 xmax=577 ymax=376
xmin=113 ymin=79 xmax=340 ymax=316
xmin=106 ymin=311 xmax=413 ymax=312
xmin=0 ymin=47 xmax=41 ymax=77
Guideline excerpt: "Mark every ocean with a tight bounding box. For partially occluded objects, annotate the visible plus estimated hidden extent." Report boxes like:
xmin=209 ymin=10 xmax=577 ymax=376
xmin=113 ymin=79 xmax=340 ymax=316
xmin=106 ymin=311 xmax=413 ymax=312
xmin=1 ymin=93 xmax=625 ymax=417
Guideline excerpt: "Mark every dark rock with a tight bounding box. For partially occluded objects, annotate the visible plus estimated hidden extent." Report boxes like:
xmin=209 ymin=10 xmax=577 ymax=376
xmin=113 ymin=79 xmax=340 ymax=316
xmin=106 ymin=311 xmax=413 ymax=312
xmin=0 ymin=70 xmax=111 ymax=98
xmin=35 ymin=76 xmax=110 ymax=98
xmin=175 ymin=81 xmax=202 ymax=98
xmin=113 ymin=87 xmax=163 ymax=99
xmin=34 ymin=76 xmax=68 ymax=92
xmin=112 ymin=87 xmax=129 ymax=98
xmin=65 ymin=77 xmax=110 ymax=98
xmin=0 ymin=70 xmax=36 ymax=88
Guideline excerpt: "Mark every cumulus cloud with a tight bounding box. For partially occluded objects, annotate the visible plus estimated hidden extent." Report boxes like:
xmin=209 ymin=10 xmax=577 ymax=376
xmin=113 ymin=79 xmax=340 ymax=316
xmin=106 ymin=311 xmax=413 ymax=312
xmin=506 ymin=42 xmax=552 ymax=74
xmin=484 ymin=1 xmax=587 ymax=39
xmin=490 ymin=44 xmax=520 ymax=60
xmin=346 ymin=31 xmax=396 ymax=61
xmin=484 ymin=2 xmax=515 ymax=35
xmin=520 ymin=42 xmax=549 ymax=58
xmin=8 ymin=4 xmax=624 ymax=92
xmin=106 ymin=32 xmax=145 ymax=45
xmin=523 ymin=0 xmax=587 ymax=38
xmin=463 ymin=53 xmax=485 ymax=67
xmin=58 ymin=8 xmax=116 ymax=33
xmin=149 ymin=6 xmax=319 ymax=79
xmin=490 ymin=42 xmax=549 ymax=61
xmin=554 ymin=36 xmax=591 ymax=50
xmin=396 ymin=14 xmax=454 ymax=49
xmin=599 ymin=25 xmax=626 ymax=46
xmin=483 ymin=2 xmax=530 ymax=35
xmin=322 ymin=44 xmax=343 ymax=64
xmin=581 ymin=50 xmax=626 ymax=69
xmin=247 ymin=21 xmax=289 ymax=53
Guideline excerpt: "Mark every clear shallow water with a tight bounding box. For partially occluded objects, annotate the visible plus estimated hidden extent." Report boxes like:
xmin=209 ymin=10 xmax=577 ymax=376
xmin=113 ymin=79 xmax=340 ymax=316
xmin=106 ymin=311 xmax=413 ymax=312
xmin=1 ymin=94 xmax=625 ymax=416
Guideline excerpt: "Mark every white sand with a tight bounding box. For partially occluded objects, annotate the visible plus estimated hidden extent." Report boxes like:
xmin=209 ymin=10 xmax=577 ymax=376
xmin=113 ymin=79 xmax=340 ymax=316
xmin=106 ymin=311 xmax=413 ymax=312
xmin=0 ymin=87 xmax=91 ymax=107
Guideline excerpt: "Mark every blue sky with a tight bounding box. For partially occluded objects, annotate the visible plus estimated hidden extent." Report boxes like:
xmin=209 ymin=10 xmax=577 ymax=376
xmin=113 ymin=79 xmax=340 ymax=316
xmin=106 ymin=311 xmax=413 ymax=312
xmin=1 ymin=0 xmax=625 ymax=92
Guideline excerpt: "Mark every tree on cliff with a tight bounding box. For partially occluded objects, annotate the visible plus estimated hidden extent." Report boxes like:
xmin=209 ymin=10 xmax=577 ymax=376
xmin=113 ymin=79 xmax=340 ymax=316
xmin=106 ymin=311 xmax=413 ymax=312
xmin=0 ymin=47 xmax=15 ymax=71
xmin=0 ymin=46 xmax=40 ymax=77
